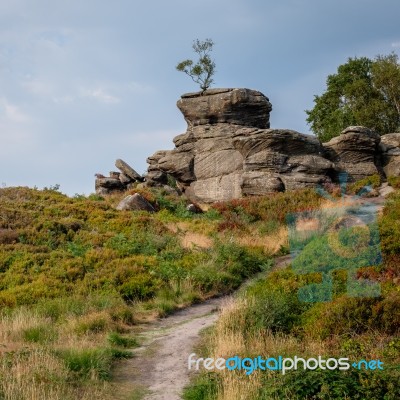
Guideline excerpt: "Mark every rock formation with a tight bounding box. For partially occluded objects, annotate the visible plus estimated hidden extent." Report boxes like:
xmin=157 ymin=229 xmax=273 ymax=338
xmin=95 ymin=159 xmax=144 ymax=195
xmin=95 ymin=88 xmax=400 ymax=203
xmin=145 ymin=88 xmax=400 ymax=203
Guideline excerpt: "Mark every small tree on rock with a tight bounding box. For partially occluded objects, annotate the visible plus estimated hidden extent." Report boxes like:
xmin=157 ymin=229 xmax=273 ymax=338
xmin=176 ymin=38 xmax=216 ymax=92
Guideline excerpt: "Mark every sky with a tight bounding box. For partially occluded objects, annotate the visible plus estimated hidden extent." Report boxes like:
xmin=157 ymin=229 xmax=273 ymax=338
xmin=1 ymin=0 xmax=399 ymax=195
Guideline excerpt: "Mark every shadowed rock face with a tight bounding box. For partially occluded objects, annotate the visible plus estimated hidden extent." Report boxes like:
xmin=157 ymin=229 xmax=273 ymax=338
xmin=146 ymin=90 xmax=399 ymax=203
xmin=380 ymin=133 xmax=400 ymax=177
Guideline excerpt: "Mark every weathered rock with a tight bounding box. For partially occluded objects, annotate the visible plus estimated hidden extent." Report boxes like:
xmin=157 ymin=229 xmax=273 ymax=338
xmin=145 ymin=88 xmax=399 ymax=203
xmin=109 ymin=171 xmax=121 ymax=179
xmin=241 ymin=172 xmax=284 ymax=195
xmin=194 ymin=150 xmax=243 ymax=180
xmin=145 ymin=170 xmax=168 ymax=186
xmin=158 ymin=151 xmax=195 ymax=183
xmin=380 ymin=132 xmax=400 ymax=148
xmin=119 ymin=173 xmax=132 ymax=185
xmin=145 ymin=151 xmax=170 ymax=186
xmin=186 ymin=173 xmax=243 ymax=203
xmin=234 ymin=130 xmax=335 ymax=193
xmin=379 ymin=182 xmax=395 ymax=197
xmin=116 ymin=193 xmax=155 ymax=212
xmin=323 ymin=126 xmax=381 ymax=181
xmin=177 ymin=88 xmax=272 ymax=128
xmin=115 ymin=159 xmax=144 ymax=182
xmin=95 ymin=177 xmax=125 ymax=191
xmin=380 ymin=133 xmax=400 ymax=177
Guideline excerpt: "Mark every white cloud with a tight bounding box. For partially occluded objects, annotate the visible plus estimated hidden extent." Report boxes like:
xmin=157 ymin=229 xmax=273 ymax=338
xmin=81 ymin=87 xmax=120 ymax=104
xmin=0 ymin=99 xmax=39 ymax=160
xmin=127 ymin=81 xmax=154 ymax=94
xmin=52 ymin=95 xmax=74 ymax=104
xmin=391 ymin=41 xmax=400 ymax=48
xmin=21 ymin=79 xmax=54 ymax=96
xmin=0 ymin=98 xmax=31 ymax=123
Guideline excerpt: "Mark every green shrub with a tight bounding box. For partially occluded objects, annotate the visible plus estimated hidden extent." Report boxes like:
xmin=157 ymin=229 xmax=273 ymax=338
xmin=58 ymin=347 xmax=128 ymax=381
xmin=182 ymin=372 xmax=219 ymax=400
xmin=261 ymin=368 xmax=400 ymax=400
xmin=348 ymin=174 xmax=382 ymax=195
xmin=244 ymin=276 xmax=310 ymax=334
xmin=74 ymin=314 xmax=109 ymax=335
xmin=387 ymin=176 xmax=400 ymax=188
xmin=107 ymin=332 xmax=138 ymax=348
xmin=23 ymin=325 xmax=57 ymax=344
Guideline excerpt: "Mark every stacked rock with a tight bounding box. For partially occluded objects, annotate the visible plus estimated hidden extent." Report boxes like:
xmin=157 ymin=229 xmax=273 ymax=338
xmin=145 ymin=88 xmax=337 ymax=202
xmin=145 ymin=87 xmax=400 ymax=204
xmin=95 ymin=159 xmax=144 ymax=195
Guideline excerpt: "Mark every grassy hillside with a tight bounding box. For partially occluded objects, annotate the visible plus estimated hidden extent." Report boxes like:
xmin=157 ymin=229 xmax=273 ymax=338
xmin=1 ymin=178 xmax=398 ymax=399
xmin=0 ymin=184 xmax=317 ymax=399
xmin=184 ymin=178 xmax=400 ymax=400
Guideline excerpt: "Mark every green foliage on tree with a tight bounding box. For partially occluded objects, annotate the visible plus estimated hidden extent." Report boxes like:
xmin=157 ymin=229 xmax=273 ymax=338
xmin=306 ymin=54 xmax=400 ymax=142
xmin=176 ymin=38 xmax=216 ymax=92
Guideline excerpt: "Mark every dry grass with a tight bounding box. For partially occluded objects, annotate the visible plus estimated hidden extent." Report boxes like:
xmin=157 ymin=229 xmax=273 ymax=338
xmin=167 ymin=221 xmax=214 ymax=248
xmin=207 ymin=296 xmax=331 ymax=400
xmin=235 ymin=225 xmax=288 ymax=254
xmin=0 ymin=307 xmax=132 ymax=400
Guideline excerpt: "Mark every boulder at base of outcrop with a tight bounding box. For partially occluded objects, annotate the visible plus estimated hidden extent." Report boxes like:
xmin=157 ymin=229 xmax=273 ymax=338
xmin=323 ymin=126 xmax=381 ymax=182
xmin=380 ymin=133 xmax=400 ymax=177
xmin=116 ymin=193 xmax=155 ymax=212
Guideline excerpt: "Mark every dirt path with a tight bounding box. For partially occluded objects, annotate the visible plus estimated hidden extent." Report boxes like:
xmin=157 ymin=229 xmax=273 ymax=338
xmin=111 ymin=296 xmax=230 ymax=400
xmin=111 ymin=256 xmax=291 ymax=400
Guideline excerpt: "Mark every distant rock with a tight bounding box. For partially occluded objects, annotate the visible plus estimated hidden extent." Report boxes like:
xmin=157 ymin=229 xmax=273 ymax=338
xmin=146 ymin=151 xmax=169 ymax=186
xmin=116 ymin=193 xmax=155 ymax=212
xmin=115 ymin=159 xmax=144 ymax=182
xmin=119 ymin=173 xmax=132 ymax=185
xmin=109 ymin=171 xmax=121 ymax=179
xmin=95 ymin=177 xmax=125 ymax=191
xmin=95 ymin=159 xmax=144 ymax=195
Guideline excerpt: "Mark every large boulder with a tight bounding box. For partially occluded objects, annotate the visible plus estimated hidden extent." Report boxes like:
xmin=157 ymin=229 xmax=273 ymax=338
xmin=323 ymin=126 xmax=381 ymax=181
xmin=116 ymin=193 xmax=155 ymax=212
xmin=177 ymin=88 xmax=272 ymax=128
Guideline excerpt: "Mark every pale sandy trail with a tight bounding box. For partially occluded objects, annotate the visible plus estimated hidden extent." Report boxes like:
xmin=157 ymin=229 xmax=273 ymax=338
xmin=111 ymin=297 xmax=229 ymax=400
xmin=111 ymin=256 xmax=292 ymax=400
